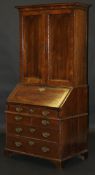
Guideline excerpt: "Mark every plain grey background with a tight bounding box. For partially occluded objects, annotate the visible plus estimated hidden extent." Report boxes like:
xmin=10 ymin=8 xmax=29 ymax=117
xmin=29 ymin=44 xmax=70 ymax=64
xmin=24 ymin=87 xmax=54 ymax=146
xmin=0 ymin=0 xmax=95 ymax=131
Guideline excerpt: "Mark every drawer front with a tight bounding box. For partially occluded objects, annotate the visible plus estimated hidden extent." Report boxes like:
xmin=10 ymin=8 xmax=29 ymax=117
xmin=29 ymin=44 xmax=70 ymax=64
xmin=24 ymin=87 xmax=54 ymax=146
xmin=7 ymin=124 xmax=59 ymax=142
xmin=32 ymin=117 xmax=59 ymax=129
xmin=6 ymin=135 xmax=59 ymax=159
xmin=6 ymin=113 xmax=29 ymax=125
xmin=6 ymin=113 xmax=59 ymax=129
xmin=7 ymin=104 xmax=58 ymax=118
xmin=6 ymin=135 xmax=26 ymax=153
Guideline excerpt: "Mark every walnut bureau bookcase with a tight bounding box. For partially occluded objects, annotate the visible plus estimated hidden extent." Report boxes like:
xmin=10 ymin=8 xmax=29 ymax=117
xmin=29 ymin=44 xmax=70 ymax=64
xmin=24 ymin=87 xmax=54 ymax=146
xmin=5 ymin=3 xmax=89 ymax=168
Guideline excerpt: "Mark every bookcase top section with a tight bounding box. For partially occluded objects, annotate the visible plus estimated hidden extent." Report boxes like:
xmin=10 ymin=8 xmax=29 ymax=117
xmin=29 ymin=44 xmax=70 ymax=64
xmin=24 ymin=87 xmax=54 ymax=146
xmin=7 ymin=84 xmax=72 ymax=108
xmin=16 ymin=2 xmax=90 ymax=10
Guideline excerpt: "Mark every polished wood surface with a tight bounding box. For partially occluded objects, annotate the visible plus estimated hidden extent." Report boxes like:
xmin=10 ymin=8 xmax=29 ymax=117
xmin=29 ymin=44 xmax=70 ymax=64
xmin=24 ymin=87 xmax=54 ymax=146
xmin=6 ymin=105 xmax=58 ymax=118
xmin=6 ymin=135 xmax=60 ymax=159
xmin=47 ymin=10 xmax=74 ymax=85
xmin=18 ymin=3 xmax=89 ymax=86
xmin=59 ymin=86 xmax=88 ymax=117
xmin=7 ymin=123 xmax=59 ymax=142
xmin=5 ymin=3 xmax=89 ymax=168
xmin=16 ymin=2 xmax=90 ymax=10
xmin=7 ymin=84 xmax=71 ymax=108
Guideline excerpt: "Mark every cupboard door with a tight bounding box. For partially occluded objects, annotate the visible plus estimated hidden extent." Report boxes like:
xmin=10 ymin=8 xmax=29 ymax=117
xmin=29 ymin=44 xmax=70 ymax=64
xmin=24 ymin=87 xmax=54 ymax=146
xmin=20 ymin=14 xmax=45 ymax=84
xmin=47 ymin=10 xmax=74 ymax=86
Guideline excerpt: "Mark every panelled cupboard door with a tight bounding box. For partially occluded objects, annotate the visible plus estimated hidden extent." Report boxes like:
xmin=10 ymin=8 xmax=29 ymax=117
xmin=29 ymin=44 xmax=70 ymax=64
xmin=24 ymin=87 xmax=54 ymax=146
xmin=20 ymin=14 xmax=45 ymax=85
xmin=47 ymin=10 xmax=74 ymax=86
xmin=20 ymin=10 xmax=74 ymax=86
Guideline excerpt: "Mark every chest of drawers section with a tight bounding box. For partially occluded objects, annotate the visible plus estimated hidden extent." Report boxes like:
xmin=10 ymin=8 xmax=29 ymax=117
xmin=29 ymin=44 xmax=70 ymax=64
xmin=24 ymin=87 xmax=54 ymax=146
xmin=5 ymin=103 xmax=61 ymax=160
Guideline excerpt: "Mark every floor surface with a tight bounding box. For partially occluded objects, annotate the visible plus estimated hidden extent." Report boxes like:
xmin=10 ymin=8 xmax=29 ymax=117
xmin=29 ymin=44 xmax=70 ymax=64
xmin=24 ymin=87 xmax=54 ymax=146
xmin=0 ymin=132 xmax=95 ymax=175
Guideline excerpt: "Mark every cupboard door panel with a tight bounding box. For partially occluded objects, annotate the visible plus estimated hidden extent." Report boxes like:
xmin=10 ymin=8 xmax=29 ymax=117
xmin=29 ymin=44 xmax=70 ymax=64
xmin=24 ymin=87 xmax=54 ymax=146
xmin=47 ymin=12 xmax=74 ymax=86
xmin=22 ymin=15 xmax=45 ymax=84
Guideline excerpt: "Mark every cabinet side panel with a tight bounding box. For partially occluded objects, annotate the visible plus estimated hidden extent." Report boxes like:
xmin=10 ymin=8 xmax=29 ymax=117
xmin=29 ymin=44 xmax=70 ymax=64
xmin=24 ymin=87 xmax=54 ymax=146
xmin=61 ymin=115 xmax=88 ymax=159
xmin=60 ymin=86 xmax=88 ymax=118
xmin=74 ymin=9 xmax=88 ymax=85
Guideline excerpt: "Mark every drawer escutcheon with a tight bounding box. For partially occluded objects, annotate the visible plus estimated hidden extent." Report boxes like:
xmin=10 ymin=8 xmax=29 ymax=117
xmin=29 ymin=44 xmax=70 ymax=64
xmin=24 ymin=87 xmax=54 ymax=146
xmin=42 ymin=132 xmax=50 ymax=138
xmin=30 ymin=109 xmax=34 ymax=113
xmin=29 ymin=127 xmax=36 ymax=133
xmin=41 ymin=146 xmax=50 ymax=153
xmin=15 ymin=116 xmax=23 ymax=121
xmin=15 ymin=107 xmax=23 ymax=112
xmin=15 ymin=127 xmax=23 ymax=133
xmin=41 ymin=119 xmax=50 ymax=126
xmin=42 ymin=111 xmax=50 ymax=116
xmin=15 ymin=141 xmax=22 ymax=147
xmin=28 ymin=140 xmax=35 ymax=146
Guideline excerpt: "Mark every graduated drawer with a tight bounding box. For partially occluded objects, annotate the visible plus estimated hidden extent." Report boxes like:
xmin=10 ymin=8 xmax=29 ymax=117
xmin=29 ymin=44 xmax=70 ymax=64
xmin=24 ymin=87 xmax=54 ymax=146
xmin=6 ymin=135 xmax=59 ymax=159
xmin=7 ymin=123 xmax=59 ymax=142
xmin=6 ymin=104 xmax=58 ymax=118
xmin=6 ymin=113 xmax=59 ymax=129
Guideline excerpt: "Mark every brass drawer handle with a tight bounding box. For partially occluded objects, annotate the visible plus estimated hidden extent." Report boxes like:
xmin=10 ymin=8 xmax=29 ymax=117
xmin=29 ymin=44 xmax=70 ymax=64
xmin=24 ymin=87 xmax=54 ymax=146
xmin=29 ymin=128 xmax=36 ymax=133
xmin=15 ymin=127 xmax=23 ymax=133
xmin=39 ymin=87 xmax=46 ymax=92
xmin=15 ymin=141 xmax=22 ymax=147
xmin=41 ymin=119 xmax=50 ymax=126
xmin=30 ymin=109 xmax=34 ymax=113
xmin=15 ymin=107 xmax=23 ymax=112
xmin=42 ymin=111 xmax=50 ymax=116
xmin=41 ymin=146 xmax=50 ymax=153
xmin=28 ymin=140 xmax=35 ymax=146
xmin=15 ymin=116 xmax=23 ymax=121
xmin=42 ymin=132 xmax=50 ymax=138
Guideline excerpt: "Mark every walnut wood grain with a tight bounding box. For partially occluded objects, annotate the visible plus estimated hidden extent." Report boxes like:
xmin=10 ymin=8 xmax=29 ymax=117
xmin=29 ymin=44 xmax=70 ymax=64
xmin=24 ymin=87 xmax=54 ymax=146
xmin=5 ymin=3 xmax=89 ymax=169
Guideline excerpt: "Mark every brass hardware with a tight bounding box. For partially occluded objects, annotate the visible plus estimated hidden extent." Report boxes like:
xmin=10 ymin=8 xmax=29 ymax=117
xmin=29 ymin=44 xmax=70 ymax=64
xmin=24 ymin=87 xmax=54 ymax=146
xmin=41 ymin=119 xmax=50 ymax=126
xmin=29 ymin=128 xmax=36 ymax=133
xmin=28 ymin=140 xmax=35 ymax=146
xmin=15 ymin=107 xmax=23 ymax=112
xmin=15 ymin=116 xmax=23 ymax=121
xmin=39 ymin=87 xmax=46 ymax=91
xmin=15 ymin=142 xmax=22 ymax=147
xmin=42 ymin=111 xmax=50 ymax=116
xmin=30 ymin=109 xmax=34 ymax=113
xmin=42 ymin=132 xmax=50 ymax=138
xmin=15 ymin=127 xmax=23 ymax=133
xmin=41 ymin=146 xmax=50 ymax=153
